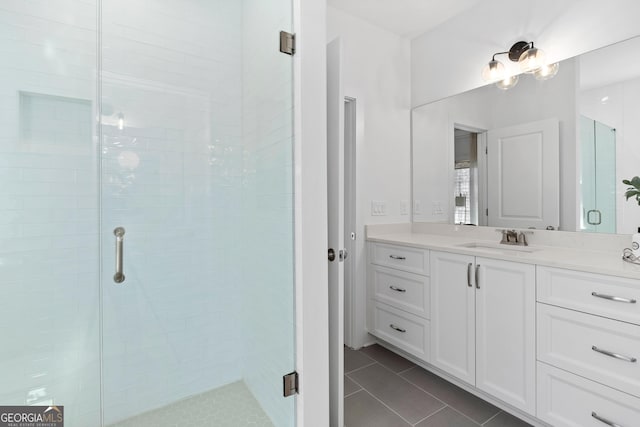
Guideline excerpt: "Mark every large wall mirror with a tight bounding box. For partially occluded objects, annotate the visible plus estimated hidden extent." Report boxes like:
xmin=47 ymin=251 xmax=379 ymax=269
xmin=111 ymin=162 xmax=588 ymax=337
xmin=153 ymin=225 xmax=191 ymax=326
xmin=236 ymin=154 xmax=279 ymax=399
xmin=412 ymin=36 xmax=640 ymax=234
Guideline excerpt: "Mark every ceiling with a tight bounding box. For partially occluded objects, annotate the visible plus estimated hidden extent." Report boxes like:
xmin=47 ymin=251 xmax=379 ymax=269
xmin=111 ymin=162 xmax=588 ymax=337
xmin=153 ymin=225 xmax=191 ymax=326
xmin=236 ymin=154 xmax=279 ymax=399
xmin=326 ymin=0 xmax=482 ymax=39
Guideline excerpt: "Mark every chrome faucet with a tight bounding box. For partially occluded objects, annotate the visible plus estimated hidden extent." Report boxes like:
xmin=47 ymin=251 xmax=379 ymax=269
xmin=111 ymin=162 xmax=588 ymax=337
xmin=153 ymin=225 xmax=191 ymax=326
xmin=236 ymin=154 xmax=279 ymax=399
xmin=499 ymin=229 xmax=518 ymax=244
xmin=497 ymin=229 xmax=532 ymax=246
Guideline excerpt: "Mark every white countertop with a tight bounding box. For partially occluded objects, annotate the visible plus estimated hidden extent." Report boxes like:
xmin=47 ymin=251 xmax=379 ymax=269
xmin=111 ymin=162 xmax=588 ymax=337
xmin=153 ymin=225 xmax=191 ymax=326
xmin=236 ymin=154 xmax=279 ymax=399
xmin=367 ymin=226 xmax=640 ymax=280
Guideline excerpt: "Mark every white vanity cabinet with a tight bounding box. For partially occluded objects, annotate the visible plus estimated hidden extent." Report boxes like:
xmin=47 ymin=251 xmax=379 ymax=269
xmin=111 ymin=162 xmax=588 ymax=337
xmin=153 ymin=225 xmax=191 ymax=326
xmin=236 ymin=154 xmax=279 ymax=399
xmin=430 ymin=251 xmax=536 ymax=415
xmin=536 ymin=266 xmax=640 ymax=427
xmin=367 ymin=243 xmax=430 ymax=360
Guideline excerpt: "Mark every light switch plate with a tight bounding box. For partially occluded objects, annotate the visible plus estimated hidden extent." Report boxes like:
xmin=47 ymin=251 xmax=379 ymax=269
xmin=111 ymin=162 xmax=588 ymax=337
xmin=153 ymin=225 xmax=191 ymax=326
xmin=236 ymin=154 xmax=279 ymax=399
xmin=432 ymin=201 xmax=443 ymax=215
xmin=371 ymin=200 xmax=387 ymax=216
xmin=414 ymin=200 xmax=422 ymax=215
xmin=400 ymin=200 xmax=409 ymax=216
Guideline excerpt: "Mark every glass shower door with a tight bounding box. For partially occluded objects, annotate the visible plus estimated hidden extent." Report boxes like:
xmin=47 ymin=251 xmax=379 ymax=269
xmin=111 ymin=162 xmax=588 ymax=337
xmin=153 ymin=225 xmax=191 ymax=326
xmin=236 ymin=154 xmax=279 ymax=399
xmin=99 ymin=1 xmax=295 ymax=426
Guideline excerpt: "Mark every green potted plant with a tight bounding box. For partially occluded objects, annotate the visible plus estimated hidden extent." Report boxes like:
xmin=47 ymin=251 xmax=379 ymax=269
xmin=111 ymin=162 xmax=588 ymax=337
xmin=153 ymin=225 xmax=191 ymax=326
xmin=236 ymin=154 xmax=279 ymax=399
xmin=623 ymin=176 xmax=640 ymax=205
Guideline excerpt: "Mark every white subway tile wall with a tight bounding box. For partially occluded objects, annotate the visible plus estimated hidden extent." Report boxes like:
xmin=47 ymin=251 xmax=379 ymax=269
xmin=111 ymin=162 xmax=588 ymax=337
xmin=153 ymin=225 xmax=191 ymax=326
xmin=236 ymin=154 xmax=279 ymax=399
xmin=0 ymin=0 xmax=294 ymax=426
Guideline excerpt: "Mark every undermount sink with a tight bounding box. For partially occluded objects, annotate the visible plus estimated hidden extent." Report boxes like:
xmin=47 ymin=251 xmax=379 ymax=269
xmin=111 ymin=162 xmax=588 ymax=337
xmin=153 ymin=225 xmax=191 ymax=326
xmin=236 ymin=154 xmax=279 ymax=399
xmin=457 ymin=242 xmax=539 ymax=253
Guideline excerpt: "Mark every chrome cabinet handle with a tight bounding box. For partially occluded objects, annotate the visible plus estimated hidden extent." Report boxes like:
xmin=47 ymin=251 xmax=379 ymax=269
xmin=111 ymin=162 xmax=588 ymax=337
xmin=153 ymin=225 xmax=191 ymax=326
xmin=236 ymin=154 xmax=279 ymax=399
xmin=475 ymin=264 xmax=481 ymax=289
xmin=592 ymin=292 xmax=637 ymax=304
xmin=467 ymin=263 xmax=472 ymax=287
xmin=389 ymin=285 xmax=406 ymax=293
xmin=389 ymin=255 xmax=406 ymax=260
xmin=592 ymin=411 xmax=623 ymax=427
xmin=592 ymin=346 xmax=637 ymax=363
xmin=389 ymin=324 xmax=406 ymax=333
xmin=114 ymin=227 xmax=126 ymax=284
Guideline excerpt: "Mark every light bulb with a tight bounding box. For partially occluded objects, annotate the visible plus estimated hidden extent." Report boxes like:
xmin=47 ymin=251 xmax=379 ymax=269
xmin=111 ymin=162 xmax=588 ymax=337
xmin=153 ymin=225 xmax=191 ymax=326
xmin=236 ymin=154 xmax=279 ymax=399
xmin=519 ymin=47 xmax=546 ymax=73
xmin=117 ymin=113 xmax=125 ymax=130
xmin=533 ymin=62 xmax=559 ymax=80
xmin=495 ymin=75 xmax=519 ymax=90
xmin=481 ymin=59 xmax=506 ymax=83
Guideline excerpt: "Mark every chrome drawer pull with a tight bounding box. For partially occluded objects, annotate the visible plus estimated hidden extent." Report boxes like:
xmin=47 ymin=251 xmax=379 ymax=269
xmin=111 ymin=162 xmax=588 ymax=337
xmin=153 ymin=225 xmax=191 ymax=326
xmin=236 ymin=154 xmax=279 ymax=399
xmin=467 ymin=263 xmax=472 ymax=287
xmin=592 ymin=346 xmax=637 ymax=363
xmin=389 ymin=285 xmax=407 ymax=293
xmin=592 ymin=411 xmax=623 ymax=427
xmin=389 ymin=324 xmax=406 ymax=333
xmin=591 ymin=292 xmax=637 ymax=304
xmin=389 ymin=255 xmax=406 ymax=260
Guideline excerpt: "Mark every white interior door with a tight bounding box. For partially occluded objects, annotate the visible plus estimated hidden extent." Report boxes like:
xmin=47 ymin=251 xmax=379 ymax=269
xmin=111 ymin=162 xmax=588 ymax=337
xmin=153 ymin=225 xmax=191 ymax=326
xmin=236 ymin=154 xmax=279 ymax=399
xmin=487 ymin=118 xmax=559 ymax=229
xmin=327 ymin=37 xmax=345 ymax=427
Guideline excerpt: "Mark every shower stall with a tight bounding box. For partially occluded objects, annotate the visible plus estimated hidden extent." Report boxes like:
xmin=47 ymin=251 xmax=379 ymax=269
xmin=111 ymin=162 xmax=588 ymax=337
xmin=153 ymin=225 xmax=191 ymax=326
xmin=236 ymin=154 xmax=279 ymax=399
xmin=0 ymin=1 xmax=295 ymax=426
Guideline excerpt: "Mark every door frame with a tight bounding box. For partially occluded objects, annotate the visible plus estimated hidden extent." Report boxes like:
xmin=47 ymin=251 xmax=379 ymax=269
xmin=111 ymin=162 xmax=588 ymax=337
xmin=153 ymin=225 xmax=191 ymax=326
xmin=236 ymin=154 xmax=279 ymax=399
xmin=344 ymin=96 xmax=356 ymax=348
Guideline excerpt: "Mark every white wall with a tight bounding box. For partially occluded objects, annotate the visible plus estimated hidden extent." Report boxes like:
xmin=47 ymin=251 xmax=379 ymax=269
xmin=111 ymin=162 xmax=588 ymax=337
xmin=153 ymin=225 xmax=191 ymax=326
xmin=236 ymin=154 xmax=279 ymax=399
xmin=293 ymin=0 xmax=330 ymax=425
xmin=413 ymin=59 xmax=577 ymax=231
xmin=411 ymin=0 xmax=640 ymax=106
xmin=327 ymin=6 xmax=412 ymax=348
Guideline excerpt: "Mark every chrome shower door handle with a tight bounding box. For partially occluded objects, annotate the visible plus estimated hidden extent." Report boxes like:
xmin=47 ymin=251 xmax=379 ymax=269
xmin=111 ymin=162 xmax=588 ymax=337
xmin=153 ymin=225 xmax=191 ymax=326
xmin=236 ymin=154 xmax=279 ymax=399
xmin=587 ymin=209 xmax=602 ymax=225
xmin=114 ymin=227 xmax=126 ymax=283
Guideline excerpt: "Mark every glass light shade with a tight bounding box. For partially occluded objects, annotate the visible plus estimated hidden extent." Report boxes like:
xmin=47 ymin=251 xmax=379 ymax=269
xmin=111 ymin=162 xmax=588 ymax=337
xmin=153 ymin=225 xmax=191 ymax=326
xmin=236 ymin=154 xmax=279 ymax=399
xmin=495 ymin=75 xmax=519 ymax=90
xmin=519 ymin=47 xmax=546 ymax=73
xmin=533 ymin=62 xmax=559 ymax=80
xmin=481 ymin=59 xmax=506 ymax=82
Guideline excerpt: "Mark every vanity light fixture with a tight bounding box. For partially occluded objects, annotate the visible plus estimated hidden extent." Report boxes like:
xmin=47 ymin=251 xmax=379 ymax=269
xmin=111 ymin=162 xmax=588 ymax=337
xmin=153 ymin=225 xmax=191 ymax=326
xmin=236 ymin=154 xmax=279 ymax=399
xmin=481 ymin=40 xmax=559 ymax=89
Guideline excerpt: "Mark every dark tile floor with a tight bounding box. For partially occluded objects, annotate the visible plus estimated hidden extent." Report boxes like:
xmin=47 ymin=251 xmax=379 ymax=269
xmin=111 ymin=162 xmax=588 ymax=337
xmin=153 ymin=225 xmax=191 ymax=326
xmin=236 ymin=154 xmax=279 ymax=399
xmin=344 ymin=344 xmax=532 ymax=427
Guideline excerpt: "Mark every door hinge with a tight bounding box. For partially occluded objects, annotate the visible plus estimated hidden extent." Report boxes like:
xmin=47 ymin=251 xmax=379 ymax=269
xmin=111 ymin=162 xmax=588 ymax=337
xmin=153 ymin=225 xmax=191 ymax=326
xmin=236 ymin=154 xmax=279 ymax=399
xmin=280 ymin=31 xmax=296 ymax=55
xmin=283 ymin=371 xmax=299 ymax=397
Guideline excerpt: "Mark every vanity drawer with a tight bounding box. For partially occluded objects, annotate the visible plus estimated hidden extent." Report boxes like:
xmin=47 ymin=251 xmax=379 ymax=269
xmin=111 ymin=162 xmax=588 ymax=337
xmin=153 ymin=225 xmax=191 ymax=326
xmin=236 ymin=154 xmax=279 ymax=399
xmin=537 ymin=362 xmax=640 ymax=427
xmin=538 ymin=303 xmax=640 ymax=397
xmin=371 ymin=265 xmax=430 ymax=319
xmin=372 ymin=302 xmax=429 ymax=361
xmin=537 ymin=266 xmax=640 ymax=325
xmin=370 ymin=243 xmax=429 ymax=275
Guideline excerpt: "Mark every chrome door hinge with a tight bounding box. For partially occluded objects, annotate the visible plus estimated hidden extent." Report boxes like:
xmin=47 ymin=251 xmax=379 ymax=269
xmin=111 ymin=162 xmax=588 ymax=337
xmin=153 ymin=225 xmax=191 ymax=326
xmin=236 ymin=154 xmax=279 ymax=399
xmin=280 ymin=31 xmax=296 ymax=55
xmin=283 ymin=371 xmax=299 ymax=397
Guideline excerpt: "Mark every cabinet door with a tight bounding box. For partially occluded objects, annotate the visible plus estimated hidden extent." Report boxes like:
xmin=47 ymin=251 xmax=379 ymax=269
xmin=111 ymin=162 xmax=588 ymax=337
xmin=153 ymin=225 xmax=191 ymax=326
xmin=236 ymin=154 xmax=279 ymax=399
xmin=430 ymin=251 xmax=476 ymax=385
xmin=475 ymin=257 xmax=536 ymax=415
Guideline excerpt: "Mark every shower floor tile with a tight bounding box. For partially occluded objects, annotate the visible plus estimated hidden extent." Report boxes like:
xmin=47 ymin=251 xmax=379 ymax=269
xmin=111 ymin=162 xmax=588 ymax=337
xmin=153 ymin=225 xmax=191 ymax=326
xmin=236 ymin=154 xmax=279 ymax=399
xmin=108 ymin=381 xmax=275 ymax=427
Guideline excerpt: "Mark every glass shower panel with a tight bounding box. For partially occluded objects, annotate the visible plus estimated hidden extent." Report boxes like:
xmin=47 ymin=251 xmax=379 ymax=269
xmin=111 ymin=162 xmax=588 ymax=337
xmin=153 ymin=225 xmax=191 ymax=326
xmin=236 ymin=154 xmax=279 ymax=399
xmin=594 ymin=121 xmax=616 ymax=233
xmin=100 ymin=1 xmax=295 ymax=426
xmin=0 ymin=1 xmax=101 ymax=426
xmin=580 ymin=116 xmax=616 ymax=233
